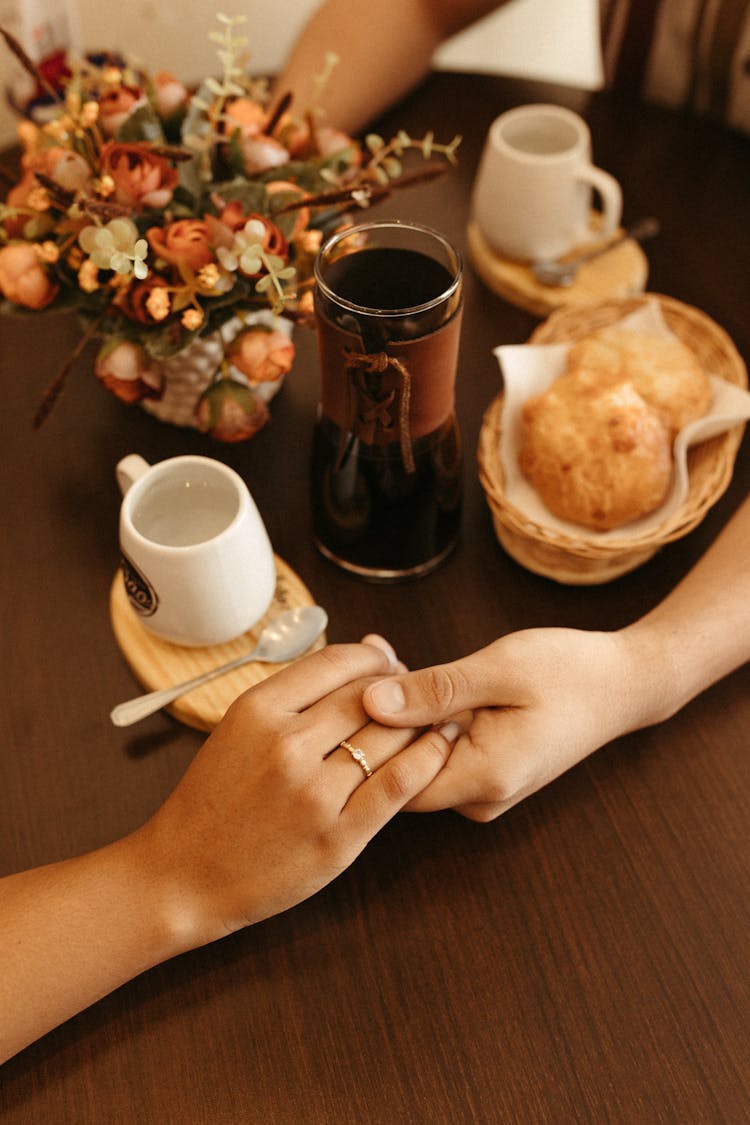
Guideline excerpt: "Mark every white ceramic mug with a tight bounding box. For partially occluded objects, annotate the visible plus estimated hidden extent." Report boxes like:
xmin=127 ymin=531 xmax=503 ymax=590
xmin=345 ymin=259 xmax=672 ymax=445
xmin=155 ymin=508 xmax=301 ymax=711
xmin=471 ymin=103 xmax=623 ymax=262
xmin=117 ymin=454 xmax=275 ymax=647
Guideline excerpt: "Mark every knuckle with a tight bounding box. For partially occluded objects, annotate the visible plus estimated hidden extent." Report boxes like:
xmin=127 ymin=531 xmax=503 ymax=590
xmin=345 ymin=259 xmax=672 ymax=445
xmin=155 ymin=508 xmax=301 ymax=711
xmin=317 ymin=643 xmax=357 ymax=674
xmin=462 ymin=804 xmax=504 ymax=824
xmin=483 ymin=765 xmax=527 ymax=807
xmin=379 ymin=759 xmax=414 ymax=804
xmin=420 ymin=665 xmax=462 ymax=710
xmin=419 ymin=728 xmax=452 ymax=764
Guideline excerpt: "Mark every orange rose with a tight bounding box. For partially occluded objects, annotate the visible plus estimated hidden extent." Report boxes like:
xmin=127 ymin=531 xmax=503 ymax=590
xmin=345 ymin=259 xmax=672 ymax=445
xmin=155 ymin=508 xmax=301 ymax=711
xmin=216 ymin=200 xmax=247 ymax=233
xmin=147 ymin=219 xmax=213 ymax=271
xmin=114 ymin=275 xmax=172 ymax=324
xmin=4 ymin=146 xmax=91 ymax=235
xmin=196 ymin=379 xmax=269 ymax=442
xmin=98 ymin=85 xmax=147 ymax=137
xmin=228 ymin=324 xmax=295 ymax=384
xmin=239 ymin=134 xmax=289 ymax=176
xmin=153 ymin=71 xmax=189 ymax=118
xmin=94 ymin=339 xmax=164 ymax=403
xmin=0 ymin=244 xmax=59 ymax=309
xmin=223 ymin=97 xmax=268 ymax=139
xmin=99 ymin=142 xmax=178 ymax=209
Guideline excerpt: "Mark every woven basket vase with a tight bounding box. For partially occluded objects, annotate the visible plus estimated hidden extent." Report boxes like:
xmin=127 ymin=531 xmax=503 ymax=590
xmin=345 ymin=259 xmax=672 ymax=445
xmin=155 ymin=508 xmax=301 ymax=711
xmin=477 ymin=294 xmax=748 ymax=584
xmin=140 ymin=311 xmax=289 ymax=430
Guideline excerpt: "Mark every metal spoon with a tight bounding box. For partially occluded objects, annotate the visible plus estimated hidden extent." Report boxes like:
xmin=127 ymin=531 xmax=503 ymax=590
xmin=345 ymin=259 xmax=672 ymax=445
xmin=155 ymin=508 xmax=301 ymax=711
xmin=531 ymin=216 xmax=660 ymax=287
xmin=110 ymin=605 xmax=328 ymax=727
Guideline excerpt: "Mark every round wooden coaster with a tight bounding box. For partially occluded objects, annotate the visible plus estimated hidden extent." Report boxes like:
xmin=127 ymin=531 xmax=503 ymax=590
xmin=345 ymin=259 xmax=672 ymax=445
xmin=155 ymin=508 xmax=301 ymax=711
xmin=110 ymin=555 xmax=326 ymax=732
xmin=467 ymin=218 xmax=649 ymax=318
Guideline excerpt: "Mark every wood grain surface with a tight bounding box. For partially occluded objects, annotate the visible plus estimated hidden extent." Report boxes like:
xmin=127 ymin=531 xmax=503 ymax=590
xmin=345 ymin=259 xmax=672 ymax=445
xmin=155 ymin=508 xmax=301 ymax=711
xmin=1 ymin=72 xmax=749 ymax=1124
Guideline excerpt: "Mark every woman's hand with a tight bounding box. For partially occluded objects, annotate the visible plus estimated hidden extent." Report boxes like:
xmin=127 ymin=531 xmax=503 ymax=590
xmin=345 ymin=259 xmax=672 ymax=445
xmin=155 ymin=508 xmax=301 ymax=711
xmin=362 ymin=627 xmax=656 ymax=822
xmin=134 ymin=639 xmax=453 ymax=951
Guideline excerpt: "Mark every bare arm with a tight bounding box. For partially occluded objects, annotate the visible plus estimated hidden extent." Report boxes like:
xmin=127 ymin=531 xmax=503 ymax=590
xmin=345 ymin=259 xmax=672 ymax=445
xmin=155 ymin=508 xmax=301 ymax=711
xmin=0 ymin=641 xmax=450 ymax=1063
xmin=363 ymin=494 xmax=750 ymax=820
xmin=274 ymin=0 xmax=503 ymax=134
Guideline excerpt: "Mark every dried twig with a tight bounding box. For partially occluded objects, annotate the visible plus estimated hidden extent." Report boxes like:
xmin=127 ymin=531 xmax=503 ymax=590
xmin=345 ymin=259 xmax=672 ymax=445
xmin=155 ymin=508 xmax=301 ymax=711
xmin=0 ymin=27 xmax=62 ymax=105
xmin=270 ymin=162 xmax=449 ymax=215
xmin=266 ymin=91 xmax=292 ymax=137
xmin=33 ymin=313 xmax=107 ymax=430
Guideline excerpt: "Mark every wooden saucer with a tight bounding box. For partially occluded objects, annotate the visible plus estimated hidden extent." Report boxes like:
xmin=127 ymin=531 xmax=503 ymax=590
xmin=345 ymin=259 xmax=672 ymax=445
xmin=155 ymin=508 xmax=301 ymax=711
xmin=110 ymin=555 xmax=325 ymax=731
xmin=467 ymin=218 xmax=649 ymax=317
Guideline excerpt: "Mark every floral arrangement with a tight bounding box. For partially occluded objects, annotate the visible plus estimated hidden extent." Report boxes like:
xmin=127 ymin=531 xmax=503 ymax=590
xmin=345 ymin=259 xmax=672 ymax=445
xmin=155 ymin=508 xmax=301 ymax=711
xmin=0 ymin=14 xmax=460 ymax=440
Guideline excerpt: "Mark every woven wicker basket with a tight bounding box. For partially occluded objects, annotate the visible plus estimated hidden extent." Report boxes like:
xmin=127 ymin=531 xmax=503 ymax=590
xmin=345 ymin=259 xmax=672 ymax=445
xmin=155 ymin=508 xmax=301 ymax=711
xmin=477 ymin=294 xmax=748 ymax=584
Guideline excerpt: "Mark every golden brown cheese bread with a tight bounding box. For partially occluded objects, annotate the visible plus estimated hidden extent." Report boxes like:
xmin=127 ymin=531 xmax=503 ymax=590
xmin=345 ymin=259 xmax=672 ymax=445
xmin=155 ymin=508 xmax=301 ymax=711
xmin=566 ymin=327 xmax=710 ymax=435
xmin=519 ymin=373 xmax=673 ymax=530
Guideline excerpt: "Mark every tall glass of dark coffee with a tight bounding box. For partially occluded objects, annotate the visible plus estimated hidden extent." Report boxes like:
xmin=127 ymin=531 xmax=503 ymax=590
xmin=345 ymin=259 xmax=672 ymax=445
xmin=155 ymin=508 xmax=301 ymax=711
xmin=312 ymin=221 xmax=463 ymax=579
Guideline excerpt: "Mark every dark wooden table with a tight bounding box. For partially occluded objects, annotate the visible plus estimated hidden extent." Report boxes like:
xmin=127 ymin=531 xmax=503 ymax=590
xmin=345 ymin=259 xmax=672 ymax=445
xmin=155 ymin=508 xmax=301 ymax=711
xmin=1 ymin=72 xmax=749 ymax=1123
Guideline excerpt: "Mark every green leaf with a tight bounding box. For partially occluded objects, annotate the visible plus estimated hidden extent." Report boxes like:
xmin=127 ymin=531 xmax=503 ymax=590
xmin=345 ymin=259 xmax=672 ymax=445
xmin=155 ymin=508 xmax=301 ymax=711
xmin=116 ymin=104 xmax=166 ymax=144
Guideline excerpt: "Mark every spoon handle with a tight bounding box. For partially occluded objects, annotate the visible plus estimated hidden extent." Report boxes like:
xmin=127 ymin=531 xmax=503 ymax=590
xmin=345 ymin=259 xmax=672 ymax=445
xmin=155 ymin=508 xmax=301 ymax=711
xmin=578 ymin=216 xmax=660 ymax=266
xmin=110 ymin=647 xmax=260 ymax=727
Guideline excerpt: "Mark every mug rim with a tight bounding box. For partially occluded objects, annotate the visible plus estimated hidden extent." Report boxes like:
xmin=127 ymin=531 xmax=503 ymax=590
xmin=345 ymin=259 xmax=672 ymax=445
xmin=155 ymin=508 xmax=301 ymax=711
xmin=120 ymin=454 xmax=249 ymax=552
xmin=315 ymin=219 xmax=462 ymax=319
xmin=490 ymin=102 xmax=589 ymax=161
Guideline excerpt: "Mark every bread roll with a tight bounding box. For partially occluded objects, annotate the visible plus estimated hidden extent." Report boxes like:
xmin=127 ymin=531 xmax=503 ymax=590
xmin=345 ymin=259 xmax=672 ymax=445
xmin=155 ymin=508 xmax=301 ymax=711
xmin=567 ymin=327 xmax=710 ymax=435
xmin=519 ymin=375 xmax=673 ymax=530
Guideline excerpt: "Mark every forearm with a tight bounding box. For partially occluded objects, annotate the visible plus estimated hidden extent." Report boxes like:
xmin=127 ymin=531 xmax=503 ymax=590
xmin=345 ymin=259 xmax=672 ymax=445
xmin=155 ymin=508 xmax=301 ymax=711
xmin=275 ymin=0 xmax=502 ymax=134
xmin=0 ymin=832 xmax=186 ymax=1063
xmin=621 ymin=494 xmax=750 ymax=727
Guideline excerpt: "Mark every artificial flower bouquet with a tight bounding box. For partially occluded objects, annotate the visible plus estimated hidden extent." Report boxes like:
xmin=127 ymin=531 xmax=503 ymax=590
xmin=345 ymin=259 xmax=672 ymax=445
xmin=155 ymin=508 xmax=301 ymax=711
xmin=0 ymin=14 xmax=459 ymax=440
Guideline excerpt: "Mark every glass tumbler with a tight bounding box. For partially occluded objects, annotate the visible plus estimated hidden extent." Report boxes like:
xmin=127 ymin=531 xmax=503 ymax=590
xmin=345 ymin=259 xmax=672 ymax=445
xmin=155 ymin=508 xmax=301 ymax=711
xmin=311 ymin=220 xmax=463 ymax=580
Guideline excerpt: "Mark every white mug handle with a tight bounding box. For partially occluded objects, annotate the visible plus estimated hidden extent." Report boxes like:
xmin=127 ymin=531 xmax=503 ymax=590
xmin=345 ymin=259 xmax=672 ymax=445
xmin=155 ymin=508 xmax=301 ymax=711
xmin=116 ymin=454 xmax=151 ymax=496
xmin=578 ymin=164 xmax=623 ymax=240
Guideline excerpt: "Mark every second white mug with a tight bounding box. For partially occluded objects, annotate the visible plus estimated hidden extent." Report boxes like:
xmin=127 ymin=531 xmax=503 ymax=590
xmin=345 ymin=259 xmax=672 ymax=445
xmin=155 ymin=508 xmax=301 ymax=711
xmin=471 ymin=103 xmax=622 ymax=263
xmin=117 ymin=453 xmax=275 ymax=647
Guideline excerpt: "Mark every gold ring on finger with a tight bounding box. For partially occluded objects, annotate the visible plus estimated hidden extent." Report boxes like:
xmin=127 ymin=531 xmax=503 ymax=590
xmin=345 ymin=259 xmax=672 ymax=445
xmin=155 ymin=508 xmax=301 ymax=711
xmin=339 ymin=739 xmax=373 ymax=779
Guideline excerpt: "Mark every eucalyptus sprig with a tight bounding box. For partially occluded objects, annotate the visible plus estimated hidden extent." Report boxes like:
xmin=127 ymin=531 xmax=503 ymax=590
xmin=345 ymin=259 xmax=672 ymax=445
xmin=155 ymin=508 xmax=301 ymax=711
xmin=364 ymin=129 xmax=462 ymax=184
xmin=183 ymin=12 xmax=252 ymax=182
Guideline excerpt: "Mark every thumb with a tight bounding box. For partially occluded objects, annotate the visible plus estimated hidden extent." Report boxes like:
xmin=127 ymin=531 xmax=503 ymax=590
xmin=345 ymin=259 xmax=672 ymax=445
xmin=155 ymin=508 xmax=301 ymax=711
xmin=363 ymin=657 xmax=481 ymax=728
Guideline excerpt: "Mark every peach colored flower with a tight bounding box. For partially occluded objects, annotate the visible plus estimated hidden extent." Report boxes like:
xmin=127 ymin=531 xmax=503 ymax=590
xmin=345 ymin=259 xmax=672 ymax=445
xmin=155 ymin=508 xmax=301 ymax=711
xmin=0 ymin=244 xmax=59 ymax=309
xmin=274 ymin=114 xmax=360 ymax=169
xmin=223 ymin=97 xmax=268 ymax=139
xmin=239 ymin=134 xmax=289 ymax=176
xmin=98 ymin=142 xmax=179 ymax=210
xmin=147 ymin=219 xmax=213 ymax=271
xmin=98 ymin=86 xmax=148 ymax=137
xmin=228 ymin=324 xmax=294 ymax=384
xmin=316 ymin=125 xmax=362 ymax=165
xmin=153 ymin=71 xmax=189 ymax=117
xmin=215 ymin=200 xmax=247 ymax=233
xmin=94 ymin=339 xmax=164 ymax=403
xmin=196 ymin=379 xmax=270 ymax=442
xmin=4 ymin=146 xmax=92 ymax=235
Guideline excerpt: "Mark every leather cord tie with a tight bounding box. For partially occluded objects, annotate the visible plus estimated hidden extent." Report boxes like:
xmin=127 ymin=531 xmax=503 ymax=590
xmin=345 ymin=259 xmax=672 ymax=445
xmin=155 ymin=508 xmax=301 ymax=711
xmin=337 ymin=350 xmax=415 ymax=474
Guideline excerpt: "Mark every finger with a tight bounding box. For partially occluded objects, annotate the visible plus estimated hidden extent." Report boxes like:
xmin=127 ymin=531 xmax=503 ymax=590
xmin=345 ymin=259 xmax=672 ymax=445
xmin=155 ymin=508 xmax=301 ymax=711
xmin=398 ymin=732 xmax=483 ymax=812
xmin=360 ymin=634 xmax=408 ymax=674
xmin=362 ymin=655 xmax=492 ymax=728
xmin=326 ymin=720 xmax=420 ymax=793
xmin=251 ymin=642 xmax=396 ymax=714
xmin=342 ymin=726 xmax=454 ymax=830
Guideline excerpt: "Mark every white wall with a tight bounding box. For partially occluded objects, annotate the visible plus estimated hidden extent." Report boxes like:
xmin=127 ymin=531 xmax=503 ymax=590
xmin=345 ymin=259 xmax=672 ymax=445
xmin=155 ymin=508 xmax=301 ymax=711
xmin=1 ymin=0 xmax=601 ymax=148
xmin=435 ymin=0 xmax=602 ymax=88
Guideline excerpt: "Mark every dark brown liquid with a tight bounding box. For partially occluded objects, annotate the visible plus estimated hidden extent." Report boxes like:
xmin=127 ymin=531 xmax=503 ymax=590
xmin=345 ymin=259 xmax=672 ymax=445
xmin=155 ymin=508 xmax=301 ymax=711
xmin=322 ymin=247 xmax=454 ymax=315
xmin=313 ymin=246 xmax=462 ymax=577
xmin=311 ymin=414 xmax=462 ymax=578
